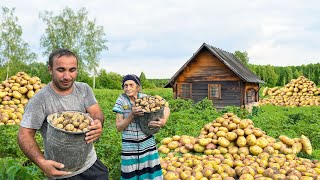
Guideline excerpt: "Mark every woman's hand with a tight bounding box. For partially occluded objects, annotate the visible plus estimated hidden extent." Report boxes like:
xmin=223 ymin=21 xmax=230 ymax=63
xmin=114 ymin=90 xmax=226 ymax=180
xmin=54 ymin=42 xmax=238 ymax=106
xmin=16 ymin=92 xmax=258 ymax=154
xmin=148 ymin=117 xmax=164 ymax=128
xmin=131 ymin=106 xmax=144 ymax=117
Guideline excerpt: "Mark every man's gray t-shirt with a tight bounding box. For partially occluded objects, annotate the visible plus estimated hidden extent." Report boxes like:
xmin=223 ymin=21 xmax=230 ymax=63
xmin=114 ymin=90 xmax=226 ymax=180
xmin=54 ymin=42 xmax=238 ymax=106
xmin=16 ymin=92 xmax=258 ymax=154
xmin=20 ymin=82 xmax=98 ymax=179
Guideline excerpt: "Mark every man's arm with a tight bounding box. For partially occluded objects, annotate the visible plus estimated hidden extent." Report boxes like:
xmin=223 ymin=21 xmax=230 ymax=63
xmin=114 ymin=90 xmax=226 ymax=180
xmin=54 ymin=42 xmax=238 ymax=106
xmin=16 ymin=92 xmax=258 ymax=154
xmin=18 ymin=127 xmax=71 ymax=177
xmin=18 ymin=127 xmax=45 ymax=165
xmin=86 ymin=103 xmax=105 ymax=143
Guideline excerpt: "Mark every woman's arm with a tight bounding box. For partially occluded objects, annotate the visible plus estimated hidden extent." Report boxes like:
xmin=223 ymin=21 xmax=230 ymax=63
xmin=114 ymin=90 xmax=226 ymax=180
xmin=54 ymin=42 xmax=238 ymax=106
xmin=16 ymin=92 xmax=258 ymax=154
xmin=160 ymin=106 xmax=170 ymax=127
xmin=116 ymin=113 xmax=134 ymax=132
xmin=116 ymin=106 xmax=144 ymax=132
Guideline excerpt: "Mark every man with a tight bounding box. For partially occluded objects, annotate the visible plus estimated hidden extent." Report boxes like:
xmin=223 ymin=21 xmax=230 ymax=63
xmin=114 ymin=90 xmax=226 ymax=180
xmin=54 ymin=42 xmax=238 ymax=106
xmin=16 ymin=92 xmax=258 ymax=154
xmin=17 ymin=49 xmax=109 ymax=179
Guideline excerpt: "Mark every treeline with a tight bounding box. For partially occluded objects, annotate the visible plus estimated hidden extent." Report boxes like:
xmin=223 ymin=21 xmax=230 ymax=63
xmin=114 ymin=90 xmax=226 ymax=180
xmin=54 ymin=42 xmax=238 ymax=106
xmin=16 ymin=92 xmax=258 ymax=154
xmin=1 ymin=60 xmax=318 ymax=90
xmin=249 ymin=63 xmax=320 ymax=87
xmin=0 ymin=62 xmax=169 ymax=89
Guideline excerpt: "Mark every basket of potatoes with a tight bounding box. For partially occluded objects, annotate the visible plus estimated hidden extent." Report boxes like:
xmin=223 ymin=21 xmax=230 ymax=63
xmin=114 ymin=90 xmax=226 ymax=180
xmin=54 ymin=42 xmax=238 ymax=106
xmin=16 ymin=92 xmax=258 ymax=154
xmin=46 ymin=111 xmax=93 ymax=172
xmin=134 ymin=95 xmax=168 ymax=136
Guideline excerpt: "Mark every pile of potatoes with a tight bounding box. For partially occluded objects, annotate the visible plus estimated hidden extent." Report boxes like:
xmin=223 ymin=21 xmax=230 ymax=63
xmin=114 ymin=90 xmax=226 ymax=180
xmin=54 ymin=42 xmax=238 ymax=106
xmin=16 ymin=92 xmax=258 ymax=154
xmin=48 ymin=111 xmax=92 ymax=133
xmin=260 ymin=76 xmax=320 ymax=107
xmin=0 ymin=104 xmax=24 ymax=125
xmin=135 ymin=95 xmax=169 ymax=113
xmin=0 ymin=72 xmax=45 ymax=125
xmin=159 ymin=113 xmax=319 ymax=179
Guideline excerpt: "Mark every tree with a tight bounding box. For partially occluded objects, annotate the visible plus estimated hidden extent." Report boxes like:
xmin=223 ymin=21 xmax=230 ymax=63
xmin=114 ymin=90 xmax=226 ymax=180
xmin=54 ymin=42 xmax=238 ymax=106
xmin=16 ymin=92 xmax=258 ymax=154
xmin=96 ymin=70 xmax=122 ymax=89
xmin=25 ymin=62 xmax=51 ymax=83
xmin=293 ymin=69 xmax=302 ymax=79
xmin=0 ymin=7 xmax=37 ymax=79
xmin=39 ymin=7 xmax=108 ymax=88
xmin=283 ymin=67 xmax=293 ymax=85
xmin=139 ymin=72 xmax=156 ymax=89
xmin=234 ymin=51 xmax=249 ymax=66
xmin=265 ymin=65 xmax=278 ymax=87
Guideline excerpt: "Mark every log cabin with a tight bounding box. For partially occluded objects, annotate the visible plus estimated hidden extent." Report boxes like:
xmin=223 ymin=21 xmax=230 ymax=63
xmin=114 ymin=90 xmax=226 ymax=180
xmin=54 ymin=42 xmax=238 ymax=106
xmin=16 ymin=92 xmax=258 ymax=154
xmin=165 ymin=43 xmax=264 ymax=110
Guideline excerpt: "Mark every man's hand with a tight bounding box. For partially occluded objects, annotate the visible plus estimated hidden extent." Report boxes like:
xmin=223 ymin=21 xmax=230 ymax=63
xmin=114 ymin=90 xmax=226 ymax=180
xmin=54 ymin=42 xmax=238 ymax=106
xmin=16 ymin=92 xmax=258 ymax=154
xmin=85 ymin=119 xmax=103 ymax=143
xmin=39 ymin=159 xmax=72 ymax=178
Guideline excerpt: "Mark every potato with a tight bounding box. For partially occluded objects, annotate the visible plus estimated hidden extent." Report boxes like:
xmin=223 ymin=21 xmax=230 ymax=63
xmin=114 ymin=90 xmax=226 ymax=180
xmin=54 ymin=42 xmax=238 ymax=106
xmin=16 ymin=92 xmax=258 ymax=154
xmin=301 ymin=135 xmax=312 ymax=155
xmin=246 ymin=134 xmax=257 ymax=146
xmin=249 ymin=145 xmax=263 ymax=156
xmin=226 ymin=132 xmax=237 ymax=141
xmin=167 ymin=141 xmax=179 ymax=150
xmin=256 ymin=137 xmax=269 ymax=148
xmin=218 ymin=137 xmax=230 ymax=147
xmin=239 ymin=166 xmax=255 ymax=176
xmin=279 ymin=135 xmax=295 ymax=146
xmin=237 ymin=136 xmax=247 ymax=147
xmin=253 ymin=128 xmax=265 ymax=137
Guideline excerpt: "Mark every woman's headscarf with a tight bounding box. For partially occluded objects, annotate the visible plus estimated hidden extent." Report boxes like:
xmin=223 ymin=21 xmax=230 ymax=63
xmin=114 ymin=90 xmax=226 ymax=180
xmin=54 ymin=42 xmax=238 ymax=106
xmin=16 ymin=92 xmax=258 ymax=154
xmin=122 ymin=74 xmax=141 ymax=88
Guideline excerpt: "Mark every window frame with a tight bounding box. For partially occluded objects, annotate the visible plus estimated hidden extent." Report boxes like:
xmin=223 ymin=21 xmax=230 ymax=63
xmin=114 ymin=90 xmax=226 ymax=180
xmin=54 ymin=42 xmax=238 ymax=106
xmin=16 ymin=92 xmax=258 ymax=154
xmin=208 ymin=84 xmax=221 ymax=99
xmin=179 ymin=83 xmax=192 ymax=99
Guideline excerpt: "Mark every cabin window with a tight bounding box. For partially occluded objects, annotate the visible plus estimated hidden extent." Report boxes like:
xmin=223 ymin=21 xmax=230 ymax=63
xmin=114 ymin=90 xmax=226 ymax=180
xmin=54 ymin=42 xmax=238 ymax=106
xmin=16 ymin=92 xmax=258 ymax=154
xmin=179 ymin=83 xmax=191 ymax=99
xmin=208 ymin=84 xmax=221 ymax=99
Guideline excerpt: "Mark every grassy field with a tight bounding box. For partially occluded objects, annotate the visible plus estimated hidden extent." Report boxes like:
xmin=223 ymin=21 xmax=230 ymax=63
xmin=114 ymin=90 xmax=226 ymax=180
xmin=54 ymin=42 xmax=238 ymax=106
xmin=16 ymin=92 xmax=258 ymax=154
xmin=0 ymin=88 xmax=319 ymax=179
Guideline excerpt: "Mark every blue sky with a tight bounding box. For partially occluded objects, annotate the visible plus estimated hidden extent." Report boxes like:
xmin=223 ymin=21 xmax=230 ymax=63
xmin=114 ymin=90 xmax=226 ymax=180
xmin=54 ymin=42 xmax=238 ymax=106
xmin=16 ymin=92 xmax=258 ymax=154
xmin=1 ymin=0 xmax=320 ymax=78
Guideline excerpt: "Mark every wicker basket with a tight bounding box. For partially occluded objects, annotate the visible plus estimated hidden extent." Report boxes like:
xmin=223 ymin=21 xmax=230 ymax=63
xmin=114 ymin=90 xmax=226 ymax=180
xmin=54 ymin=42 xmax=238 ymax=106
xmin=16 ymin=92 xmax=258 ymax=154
xmin=135 ymin=107 xmax=164 ymax=136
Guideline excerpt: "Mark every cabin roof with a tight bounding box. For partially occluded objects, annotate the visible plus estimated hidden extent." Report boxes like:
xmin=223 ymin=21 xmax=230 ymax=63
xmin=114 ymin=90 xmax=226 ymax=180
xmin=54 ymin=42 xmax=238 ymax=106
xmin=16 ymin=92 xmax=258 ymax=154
xmin=165 ymin=43 xmax=264 ymax=88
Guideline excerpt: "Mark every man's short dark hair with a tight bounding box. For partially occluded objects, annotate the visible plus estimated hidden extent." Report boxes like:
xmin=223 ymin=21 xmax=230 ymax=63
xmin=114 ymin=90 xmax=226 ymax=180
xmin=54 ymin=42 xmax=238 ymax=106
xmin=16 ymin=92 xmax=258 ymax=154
xmin=48 ymin=49 xmax=78 ymax=67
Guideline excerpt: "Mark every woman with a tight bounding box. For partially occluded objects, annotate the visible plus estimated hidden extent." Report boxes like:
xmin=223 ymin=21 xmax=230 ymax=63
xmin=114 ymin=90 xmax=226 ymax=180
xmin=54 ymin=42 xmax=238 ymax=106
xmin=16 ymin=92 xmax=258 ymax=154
xmin=113 ymin=74 xmax=170 ymax=180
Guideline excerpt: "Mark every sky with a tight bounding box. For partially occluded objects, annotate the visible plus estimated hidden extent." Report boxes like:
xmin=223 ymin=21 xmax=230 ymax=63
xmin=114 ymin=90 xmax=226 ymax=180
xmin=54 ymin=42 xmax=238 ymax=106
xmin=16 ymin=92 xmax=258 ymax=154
xmin=1 ymin=0 xmax=320 ymax=78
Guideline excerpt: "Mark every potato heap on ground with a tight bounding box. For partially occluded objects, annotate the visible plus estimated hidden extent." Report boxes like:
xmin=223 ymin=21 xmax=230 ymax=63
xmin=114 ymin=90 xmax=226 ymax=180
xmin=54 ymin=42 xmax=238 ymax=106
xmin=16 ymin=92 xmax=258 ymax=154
xmin=135 ymin=95 xmax=169 ymax=113
xmin=48 ymin=111 xmax=92 ymax=133
xmin=260 ymin=76 xmax=320 ymax=107
xmin=159 ymin=113 xmax=319 ymax=180
xmin=0 ymin=104 xmax=24 ymax=125
xmin=0 ymin=72 xmax=45 ymax=125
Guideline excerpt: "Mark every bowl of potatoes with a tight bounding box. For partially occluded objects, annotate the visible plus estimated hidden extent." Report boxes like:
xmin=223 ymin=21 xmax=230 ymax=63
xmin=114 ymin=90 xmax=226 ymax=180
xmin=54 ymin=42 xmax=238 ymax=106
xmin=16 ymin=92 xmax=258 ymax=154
xmin=46 ymin=111 xmax=93 ymax=172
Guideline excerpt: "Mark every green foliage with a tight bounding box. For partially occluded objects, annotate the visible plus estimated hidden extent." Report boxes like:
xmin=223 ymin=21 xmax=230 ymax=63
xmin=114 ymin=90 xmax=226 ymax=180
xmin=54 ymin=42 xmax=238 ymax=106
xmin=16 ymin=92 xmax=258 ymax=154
xmin=39 ymin=7 xmax=107 ymax=75
xmin=221 ymin=106 xmax=250 ymax=119
xmin=155 ymin=98 xmax=220 ymax=142
xmin=139 ymin=72 xmax=156 ymax=89
xmin=0 ymin=126 xmax=24 ymax=158
xmin=249 ymin=63 xmax=320 ymax=87
xmin=0 ymin=7 xmax=36 ymax=79
xmin=252 ymin=105 xmax=320 ymax=151
xmin=24 ymin=62 xmax=51 ymax=83
xmin=0 ymin=158 xmax=43 ymax=180
xmin=167 ymin=98 xmax=193 ymax=112
xmin=96 ymin=70 xmax=122 ymax=89
xmin=149 ymin=79 xmax=170 ymax=88
xmin=234 ymin=51 xmax=249 ymax=66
